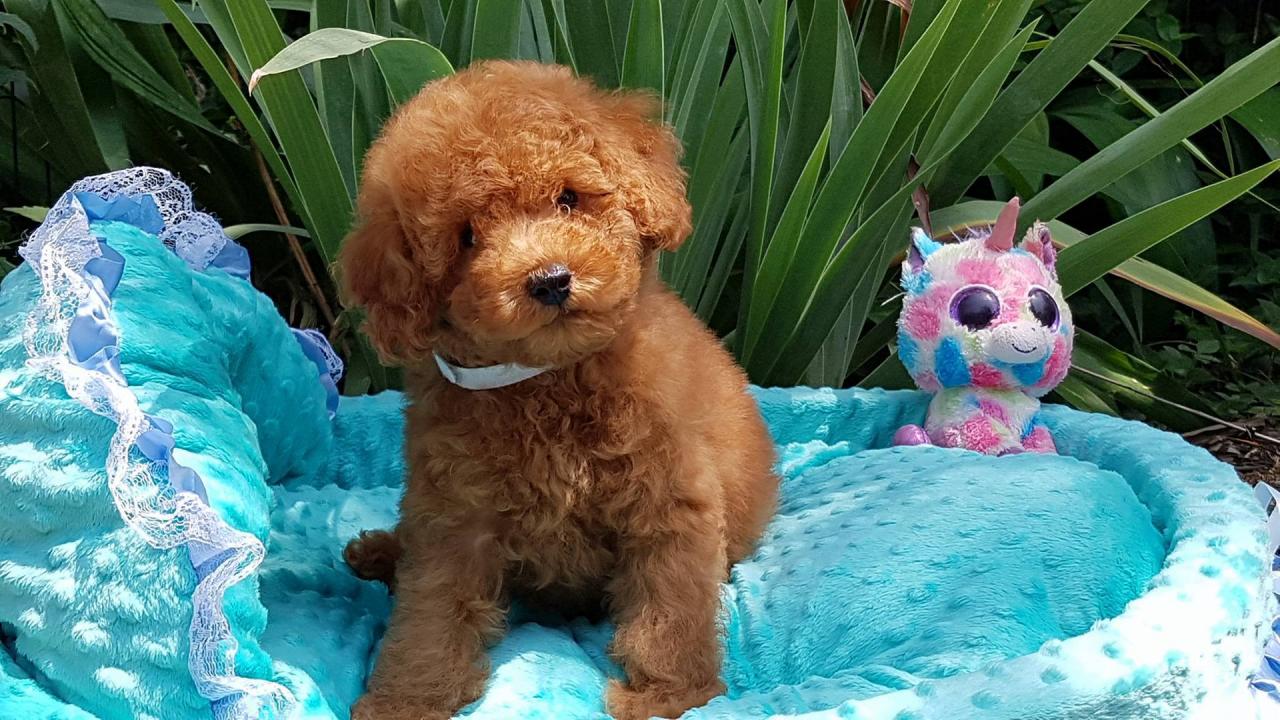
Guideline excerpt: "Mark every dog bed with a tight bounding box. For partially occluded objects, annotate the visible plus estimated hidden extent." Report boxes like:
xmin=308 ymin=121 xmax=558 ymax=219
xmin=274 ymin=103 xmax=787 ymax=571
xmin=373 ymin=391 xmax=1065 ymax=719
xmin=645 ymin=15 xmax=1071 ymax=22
xmin=0 ymin=169 xmax=1274 ymax=720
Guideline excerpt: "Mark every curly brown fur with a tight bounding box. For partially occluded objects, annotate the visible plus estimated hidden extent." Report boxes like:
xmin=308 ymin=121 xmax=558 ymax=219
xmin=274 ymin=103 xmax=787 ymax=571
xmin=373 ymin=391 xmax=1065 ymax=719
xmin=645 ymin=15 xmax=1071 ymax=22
xmin=339 ymin=60 xmax=778 ymax=720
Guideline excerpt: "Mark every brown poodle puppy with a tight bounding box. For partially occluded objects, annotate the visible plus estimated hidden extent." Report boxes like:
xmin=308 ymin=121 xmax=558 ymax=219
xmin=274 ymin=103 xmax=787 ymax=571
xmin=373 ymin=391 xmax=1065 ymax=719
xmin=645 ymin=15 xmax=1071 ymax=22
xmin=339 ymin=60 xmax=779 ymax=720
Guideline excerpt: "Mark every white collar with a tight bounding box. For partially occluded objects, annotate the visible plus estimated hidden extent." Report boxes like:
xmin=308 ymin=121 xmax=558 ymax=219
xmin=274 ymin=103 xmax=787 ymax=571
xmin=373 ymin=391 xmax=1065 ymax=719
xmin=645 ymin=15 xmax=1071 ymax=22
xmin=433 ymin=353 xmax=550 ymax=390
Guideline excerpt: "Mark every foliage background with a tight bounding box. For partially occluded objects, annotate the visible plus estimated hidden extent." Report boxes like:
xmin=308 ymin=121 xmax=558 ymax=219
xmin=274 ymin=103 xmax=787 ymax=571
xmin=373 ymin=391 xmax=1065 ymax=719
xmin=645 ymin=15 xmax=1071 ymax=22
xmin=1035 ymin=0 xmax=1280 ymax=422
xmin=0 ymin=0 xmax=1277 ymax=431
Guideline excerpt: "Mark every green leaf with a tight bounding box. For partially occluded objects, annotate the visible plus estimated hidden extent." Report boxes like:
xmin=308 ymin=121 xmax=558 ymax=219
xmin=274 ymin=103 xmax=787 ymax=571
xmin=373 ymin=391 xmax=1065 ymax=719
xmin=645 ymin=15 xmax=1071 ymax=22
xmin=561 ymin=0 xmax=619 ymax=87
xmin=8 ymin=0 xmax=122 ymax=176
xmin=540 ymin=0 xmax=580 ymax=71
xmin=765 ymin=189 xmax=913 ymax=384
xmin=744 ymin=121 xmax=831 ymax=352
xmin=471 ymin=0 xmax=521 ymax=61
xmin=828 ymin=2 xmax=860 ymax=159
xmin=1024 ymin=36 xmax=1280 ymax=223
xmin=441 ymin=0 xmax=478 ymax=64
xmin=1050 ymin=98 xmax=1213 ymax=280
xmin=159 ymin=0 xmax=302 ymax=217
xmin=914 ymin=0 xmax=1016 ymax=159
xmin=669 ymin=54 xmax=746 ymax=297
xmin=846 ymin=308 xmax=900 ymax=378
xmin=604 ymin=0 xmax=632 ymax=72
xmin=867 ymin=0 xmax=991 ymax=184
xmin=225 ymin=0 xmax=354 ymax=264
xmin=1090 ymin=276 xmax=1142 ymax=349
xmin=663 ymin=0 xmax=700 ymax=88
xmin=770 ymin=0 xmax=838 ymax=229
xmin=932 ymin=0 xmax=1148 ymax=204
xmin=122 ymin=22 xmax=195 ymax=102
xmin=54 ymin=0 xmax=227 ymax=138
xmin=1070 ymin=330 xmax=1210 ymax=430
xmin=673 ymin=132 xmax=749 ymax=305
xmin=0 ymin=12 xmax=38 ymax=49
xmin=370 ymin=39 xmax=453 ymax=104
xmin=248 ymin=28 xmax=449 ymax=94
xmin=667 ymin=0 xmax=731 ymax=161
xmin=223 ymin=223 xmax=312 ymax=239
xmin=620 ymin=0 xmax=663 ymax=95
xmin=1086 ymin=60 xmax=1222 ymax=176
xmin=993 ymin=136 xmax=1080 ymax=178
xmin=94 ymin=0 xmax=207 ymax=24
xmin=658 ymin=0 xmax=686 ymax=69
xmin=522 ymin=0 xmax=555 ymax=63
xmin=312 ymin=0 xmax=358 ymax=196
xmin=192 ymin=0 xmax=251 ymax=79
xmin=1231 ymin=88 xmax=1280 ymax=160
xmin=1113 ymin=257 xmax=1280 ymax=350
xmin=726 ymin=0 xmax=785 ymax=339
xmin=695 ymin=190 xmax=750 ymax=320
xmin=857 ymin=353 xmax=913 ymax=391
xmin=1056 ymin=160 xmax=1280 ymax=296
xmin=1052 ymin=374 xmax=1119 ymax=416
xmin=345 ymin=1 xmax=393 ymax=179
xmin=743 ymin=0 xmax=980 ymax=374
xmin=920 ymin=17 xmax=1036 ymax=162
xmin=96 ymin=0 xmax=304 ymax=23
xmin=4 ymin=205 xmax=48 ymax=222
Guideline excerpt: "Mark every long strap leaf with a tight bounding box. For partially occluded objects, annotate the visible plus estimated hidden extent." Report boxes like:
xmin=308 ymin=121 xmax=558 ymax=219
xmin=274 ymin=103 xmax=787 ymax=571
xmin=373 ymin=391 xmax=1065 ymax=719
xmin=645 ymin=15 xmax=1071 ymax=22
xmin=159 ymin=0 xmax=304 ymax=221
xmin=931 ymin=0 xmax=1148 ymax=205
xmin=1055 ymin=160 xmax=1280 ymax=296
xmin=224 ymin=0 xmax=353 ymax=265
xmin=1024 ymin=35 xmax=1280 ymax=223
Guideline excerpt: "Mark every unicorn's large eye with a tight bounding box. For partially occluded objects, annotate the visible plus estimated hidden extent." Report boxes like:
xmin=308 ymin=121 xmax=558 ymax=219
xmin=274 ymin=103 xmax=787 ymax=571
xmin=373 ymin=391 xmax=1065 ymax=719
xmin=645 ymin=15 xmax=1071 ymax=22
xmin=1029 ymin=287 xmax=1059 ymax=329
xmin=950 ymin=286 xmax=1000 ymax=331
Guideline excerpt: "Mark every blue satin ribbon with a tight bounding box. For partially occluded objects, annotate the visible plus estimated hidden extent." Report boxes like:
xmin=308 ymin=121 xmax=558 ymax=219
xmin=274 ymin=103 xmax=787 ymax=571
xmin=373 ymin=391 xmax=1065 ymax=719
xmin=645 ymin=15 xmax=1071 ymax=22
xmin=292 ymin=329 xmax=341 ymax=418
xmin=76 ymin=192 xmax=165 ymax=235
xmin=209 ymin=239 xmax=251 ymax=280
xmin=67 ymin=246 xmax=126 ymax=386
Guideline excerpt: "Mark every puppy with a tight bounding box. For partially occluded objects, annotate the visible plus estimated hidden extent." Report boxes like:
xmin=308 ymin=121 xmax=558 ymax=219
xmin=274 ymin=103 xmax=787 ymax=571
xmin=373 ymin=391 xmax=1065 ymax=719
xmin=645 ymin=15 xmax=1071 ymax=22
xmin=339 ymin=60 xmax=778 ymax=720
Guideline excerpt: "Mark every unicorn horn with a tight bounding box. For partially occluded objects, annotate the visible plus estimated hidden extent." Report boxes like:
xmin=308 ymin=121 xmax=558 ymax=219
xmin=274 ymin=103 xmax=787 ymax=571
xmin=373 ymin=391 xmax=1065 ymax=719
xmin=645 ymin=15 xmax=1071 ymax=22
xmin=986 ymin=196 xmax=1020 ymax=252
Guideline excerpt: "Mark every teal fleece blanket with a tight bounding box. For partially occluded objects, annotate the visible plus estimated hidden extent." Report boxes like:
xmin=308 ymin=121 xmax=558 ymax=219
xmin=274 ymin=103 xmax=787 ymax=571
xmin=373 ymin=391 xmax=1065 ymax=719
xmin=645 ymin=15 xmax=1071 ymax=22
xmin=0 ymin=171 xmax=1272 ymax=720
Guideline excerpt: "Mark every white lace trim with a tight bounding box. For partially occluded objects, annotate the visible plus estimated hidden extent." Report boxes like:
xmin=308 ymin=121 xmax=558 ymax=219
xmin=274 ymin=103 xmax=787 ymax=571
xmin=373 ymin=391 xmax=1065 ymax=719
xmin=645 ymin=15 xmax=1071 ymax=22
xmin=18 ymin=168 xmax=293 ymax=719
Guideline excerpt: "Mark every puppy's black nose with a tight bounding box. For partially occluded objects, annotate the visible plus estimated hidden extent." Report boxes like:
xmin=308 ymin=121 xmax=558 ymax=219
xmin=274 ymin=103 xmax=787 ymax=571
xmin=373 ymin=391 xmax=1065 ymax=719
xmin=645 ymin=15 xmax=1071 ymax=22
xmin=528 ymin=264 xmax=573 ymax=306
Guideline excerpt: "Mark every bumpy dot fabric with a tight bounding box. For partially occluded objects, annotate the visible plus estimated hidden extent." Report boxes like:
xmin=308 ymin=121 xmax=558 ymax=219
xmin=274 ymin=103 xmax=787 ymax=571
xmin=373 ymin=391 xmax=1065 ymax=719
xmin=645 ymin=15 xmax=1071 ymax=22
xmin=0 ymin=220 xmax=333 ymax=720
xmin=0 ymin=222 xmax=1271 ymax=720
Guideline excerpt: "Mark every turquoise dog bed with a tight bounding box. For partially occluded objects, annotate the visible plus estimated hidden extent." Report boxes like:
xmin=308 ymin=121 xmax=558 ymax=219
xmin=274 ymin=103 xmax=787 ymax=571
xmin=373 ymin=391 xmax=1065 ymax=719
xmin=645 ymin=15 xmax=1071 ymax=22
xmin=0 ymin=169 xmax=1274 ymax=720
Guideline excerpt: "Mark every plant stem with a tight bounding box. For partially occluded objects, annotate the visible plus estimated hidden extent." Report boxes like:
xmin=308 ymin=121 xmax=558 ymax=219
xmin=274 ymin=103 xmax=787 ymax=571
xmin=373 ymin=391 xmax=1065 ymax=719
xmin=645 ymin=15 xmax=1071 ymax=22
xmin=252 ymin=148 xmax=337 ymax=329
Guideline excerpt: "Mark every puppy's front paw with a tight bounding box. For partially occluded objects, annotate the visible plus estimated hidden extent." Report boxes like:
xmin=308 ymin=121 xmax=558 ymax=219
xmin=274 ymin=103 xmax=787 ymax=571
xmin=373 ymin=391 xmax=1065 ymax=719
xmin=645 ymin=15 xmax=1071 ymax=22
xmin=350 ymin=692 xmax=452 ymax=720
xmin=344 ymin=529 xmax=401 ymax=586
xmin=606 ymin=678 xmax=724 ymax=720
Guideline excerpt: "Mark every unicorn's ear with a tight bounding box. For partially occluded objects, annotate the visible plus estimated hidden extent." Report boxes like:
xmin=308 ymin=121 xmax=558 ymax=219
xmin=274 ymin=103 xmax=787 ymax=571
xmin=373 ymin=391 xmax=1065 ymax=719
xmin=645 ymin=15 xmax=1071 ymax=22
xmin=1020 ymin=221 xmax=1057 ymax=276
xmin=905 ymin=228 xmax=940 ymax=272
xmin=902 ymin=228 xmax=940 ymax=290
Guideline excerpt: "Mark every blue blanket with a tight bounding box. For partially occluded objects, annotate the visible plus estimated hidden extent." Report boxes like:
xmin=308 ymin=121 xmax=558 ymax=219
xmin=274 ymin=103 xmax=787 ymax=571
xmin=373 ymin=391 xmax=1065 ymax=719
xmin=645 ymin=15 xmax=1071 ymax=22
xmin=0 ymin=170 xmax=1272 ymax=720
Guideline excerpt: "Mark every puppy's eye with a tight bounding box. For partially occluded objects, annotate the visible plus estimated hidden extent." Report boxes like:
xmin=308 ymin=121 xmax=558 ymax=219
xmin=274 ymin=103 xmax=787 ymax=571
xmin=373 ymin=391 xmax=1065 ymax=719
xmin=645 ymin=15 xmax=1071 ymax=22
xmin=459 ymin=224 xmax=475 ymax=249
xmin=557 ymin=189 xmax=578 ymax=210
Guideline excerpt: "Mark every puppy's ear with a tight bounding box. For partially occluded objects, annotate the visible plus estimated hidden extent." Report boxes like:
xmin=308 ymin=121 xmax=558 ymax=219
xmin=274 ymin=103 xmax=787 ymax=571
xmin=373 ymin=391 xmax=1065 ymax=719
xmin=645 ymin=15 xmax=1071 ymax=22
xmin=602 ymin=92 xmax=693 ymax=252
xmin=338 ymin=176 xmax=436 ymax=364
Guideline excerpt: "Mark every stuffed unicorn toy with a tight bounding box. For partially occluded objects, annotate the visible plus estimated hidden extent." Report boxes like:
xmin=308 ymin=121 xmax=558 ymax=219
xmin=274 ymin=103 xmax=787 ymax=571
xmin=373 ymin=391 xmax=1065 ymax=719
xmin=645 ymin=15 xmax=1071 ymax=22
xmin=893 ymin=198 xmax=1073 ymax=455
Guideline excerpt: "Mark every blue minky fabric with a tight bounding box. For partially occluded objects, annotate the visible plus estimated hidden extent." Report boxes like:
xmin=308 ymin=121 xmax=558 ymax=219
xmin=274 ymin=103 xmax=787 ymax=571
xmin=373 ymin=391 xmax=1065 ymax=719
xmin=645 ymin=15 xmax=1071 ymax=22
xmin=0 ymin=219 xmax=1272 ymax=720
xmin=0 ymin=220 xmax=334 ymax=720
